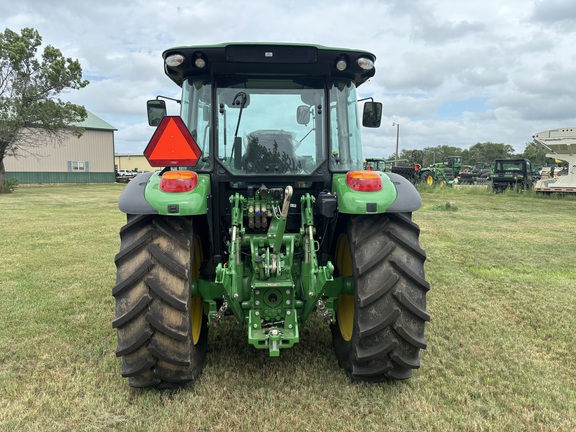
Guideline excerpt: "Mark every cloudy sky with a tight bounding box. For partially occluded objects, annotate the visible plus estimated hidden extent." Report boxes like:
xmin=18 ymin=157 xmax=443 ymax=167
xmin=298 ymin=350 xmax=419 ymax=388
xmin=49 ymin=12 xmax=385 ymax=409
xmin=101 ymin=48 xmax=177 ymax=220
xmin=3 ymin=0 xmax=576 ymax=157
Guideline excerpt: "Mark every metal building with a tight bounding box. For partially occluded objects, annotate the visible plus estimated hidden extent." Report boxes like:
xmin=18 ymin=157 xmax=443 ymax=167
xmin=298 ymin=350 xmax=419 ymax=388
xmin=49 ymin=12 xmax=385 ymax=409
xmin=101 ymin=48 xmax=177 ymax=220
xmin=114 ymin=154 xmax=154 ymax=173
xmin=4 ymin=111 xmax=116 ymax=184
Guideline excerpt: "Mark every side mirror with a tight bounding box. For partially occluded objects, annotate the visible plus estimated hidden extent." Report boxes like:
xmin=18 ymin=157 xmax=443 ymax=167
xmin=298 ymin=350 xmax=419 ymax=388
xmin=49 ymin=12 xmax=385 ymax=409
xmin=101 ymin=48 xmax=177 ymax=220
xmin=297 ymin=105 xmax=311 ymax=125
xmin=147 ymin=100 xmax=167 ymax=126
xmin=362 ymin=102 xmax=383 ymax=128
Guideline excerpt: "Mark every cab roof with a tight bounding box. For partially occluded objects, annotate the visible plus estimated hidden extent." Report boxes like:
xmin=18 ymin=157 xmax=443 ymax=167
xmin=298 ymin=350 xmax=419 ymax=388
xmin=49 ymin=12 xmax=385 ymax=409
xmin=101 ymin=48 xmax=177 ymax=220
xmin=161 ymin=42 xmax=377 ymax=87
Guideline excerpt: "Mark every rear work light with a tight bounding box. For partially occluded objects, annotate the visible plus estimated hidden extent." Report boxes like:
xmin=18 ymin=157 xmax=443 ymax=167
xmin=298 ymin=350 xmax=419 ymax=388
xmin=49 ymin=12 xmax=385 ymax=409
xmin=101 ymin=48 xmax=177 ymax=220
xmin=346 ymin=171 xmax=383 ymax=192
xmin=160 ymin=170 xmax=198 ymax=193
xmin=357 ymin=57 xmax=374 ymax=70
xmin=165 ymin=54 xmax=185 ymax=67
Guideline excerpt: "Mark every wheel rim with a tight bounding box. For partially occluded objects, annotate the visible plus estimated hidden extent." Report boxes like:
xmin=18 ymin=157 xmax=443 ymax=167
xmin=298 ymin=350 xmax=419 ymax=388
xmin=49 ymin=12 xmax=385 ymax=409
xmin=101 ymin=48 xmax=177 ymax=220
xmin=335 ymin=234 xmax=354 ymax=342
xmin=191 ymin=236 xmax=203 ymax=345
xmin=426 ymin=175 xmax=434 ymax=185
xmin=191 ymin=297 xmax=203 ymax=345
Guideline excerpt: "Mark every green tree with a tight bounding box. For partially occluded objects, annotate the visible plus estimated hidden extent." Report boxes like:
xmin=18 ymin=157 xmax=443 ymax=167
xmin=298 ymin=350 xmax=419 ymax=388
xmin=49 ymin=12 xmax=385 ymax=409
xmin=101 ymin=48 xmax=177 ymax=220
xmin=521 ymin=141 xmax=547 ymax=164
xmin=419 ymin=145 xmax=463 ymax=166
xmin=0 ymin=27 xmax=88 ymax=192
xmin=464 ymin=142 xmax=514 ymax=164
xmin=398 ymin=148 xmax=425 ymax=165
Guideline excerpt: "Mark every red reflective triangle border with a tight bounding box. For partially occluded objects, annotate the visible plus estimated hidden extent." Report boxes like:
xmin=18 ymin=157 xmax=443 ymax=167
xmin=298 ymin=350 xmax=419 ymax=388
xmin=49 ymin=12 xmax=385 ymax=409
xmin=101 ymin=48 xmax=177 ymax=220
xmin=144 ymin=116 xmax=202 ymax=167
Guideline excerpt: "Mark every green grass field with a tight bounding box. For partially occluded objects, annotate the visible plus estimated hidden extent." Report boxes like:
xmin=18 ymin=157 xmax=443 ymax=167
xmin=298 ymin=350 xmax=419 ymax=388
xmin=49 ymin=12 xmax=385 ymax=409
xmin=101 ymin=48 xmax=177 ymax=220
xmin=1 ymin=184 xmax=575 ymax=431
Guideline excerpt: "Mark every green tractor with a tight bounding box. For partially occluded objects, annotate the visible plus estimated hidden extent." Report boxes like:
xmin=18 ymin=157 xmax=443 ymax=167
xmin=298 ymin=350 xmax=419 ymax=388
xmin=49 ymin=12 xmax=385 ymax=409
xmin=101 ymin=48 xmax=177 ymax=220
xmin=391 ymin=150 xmax=425 ymax=184
xmin=458 ymin=162 xmax=493 ymax=185
xmin=419 ymin=155 xmax=465 ymax=186
xmin=363 ymin=157 xmax=387 ymax=172
xmin=114 ymin=43 xmax=430 ymax=388
xmin=364 ymin=155 xmax=422 ymax=184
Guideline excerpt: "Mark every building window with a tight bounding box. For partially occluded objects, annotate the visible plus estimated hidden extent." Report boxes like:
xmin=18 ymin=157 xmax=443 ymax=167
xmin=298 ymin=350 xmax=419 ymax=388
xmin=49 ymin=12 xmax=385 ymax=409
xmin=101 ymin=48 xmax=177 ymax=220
xmin=73 ymin=161 xmax=85 ymax=171
xmin=67 ymin=161 xmax=90 ymax=172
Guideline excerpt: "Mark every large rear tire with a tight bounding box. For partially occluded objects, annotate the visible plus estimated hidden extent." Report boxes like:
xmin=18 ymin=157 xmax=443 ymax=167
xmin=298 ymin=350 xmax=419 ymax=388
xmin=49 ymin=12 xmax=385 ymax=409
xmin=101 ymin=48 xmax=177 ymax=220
xmin=421 ymin=171 xmax=434 ymax=185
xmin=113 ymin=214 xmax=208 ymax=388
xmin=332 ymin=213 xmax=430 ymax=381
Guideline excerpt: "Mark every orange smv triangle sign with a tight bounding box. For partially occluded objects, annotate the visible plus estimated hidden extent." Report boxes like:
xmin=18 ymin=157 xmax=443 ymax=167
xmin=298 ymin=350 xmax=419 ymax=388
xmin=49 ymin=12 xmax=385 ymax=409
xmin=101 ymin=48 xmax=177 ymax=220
xmin=144 ymin=116 xmax=202 ymax=167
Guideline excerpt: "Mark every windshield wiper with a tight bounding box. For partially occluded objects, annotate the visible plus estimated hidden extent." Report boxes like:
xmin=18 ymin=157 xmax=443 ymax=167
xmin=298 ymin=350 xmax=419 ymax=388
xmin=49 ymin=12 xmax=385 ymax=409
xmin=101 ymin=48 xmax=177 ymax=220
xmin=230 ymin=92 xmax=248 ymax=165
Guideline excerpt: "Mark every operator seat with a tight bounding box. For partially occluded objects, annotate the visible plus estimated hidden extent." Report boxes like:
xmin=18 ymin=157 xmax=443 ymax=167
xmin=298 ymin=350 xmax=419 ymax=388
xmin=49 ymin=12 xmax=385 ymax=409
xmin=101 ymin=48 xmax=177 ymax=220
xmin=242 ymin=130 xmax=299 ymax=173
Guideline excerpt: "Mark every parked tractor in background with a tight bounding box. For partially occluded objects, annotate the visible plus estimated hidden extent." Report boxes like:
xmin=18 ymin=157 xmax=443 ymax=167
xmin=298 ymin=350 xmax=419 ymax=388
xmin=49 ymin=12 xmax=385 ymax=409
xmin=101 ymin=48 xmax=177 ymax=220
xmin=363 ymin=157 xmax=422 ymax=184
xmin=389 ymin=155 xmax=423 ymax=185
xmin=363 ymin=157 xmax=386 ymax=172
xmin=419 ymin=155 xmax=466 ymax=186
xmin=458 ymin=162 xmax=493 ymax=185
xmin=491 ymin=158 xmax=535 ymax=192
xmin=113 ymin=43 xmax=430 ymax=388
xmin=390 ymin=163 xmax=421 ymax=184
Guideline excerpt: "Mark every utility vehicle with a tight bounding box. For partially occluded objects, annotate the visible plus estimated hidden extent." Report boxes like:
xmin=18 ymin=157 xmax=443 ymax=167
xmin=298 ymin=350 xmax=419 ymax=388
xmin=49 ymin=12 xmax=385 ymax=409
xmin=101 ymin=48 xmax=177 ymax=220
xmin=113 ymin=43 xmax=430 ymax=388
xmin=491 ymin=158 xmax=535 ymax=192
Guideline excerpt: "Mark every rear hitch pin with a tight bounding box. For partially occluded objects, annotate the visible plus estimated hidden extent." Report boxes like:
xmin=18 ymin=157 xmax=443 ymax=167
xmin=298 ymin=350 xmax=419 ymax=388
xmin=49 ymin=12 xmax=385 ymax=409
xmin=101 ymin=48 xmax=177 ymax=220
xmin=212 ymin=301 xmax=228 ymax=325
xmin=316 ymin=300 xmax=332 ymax=324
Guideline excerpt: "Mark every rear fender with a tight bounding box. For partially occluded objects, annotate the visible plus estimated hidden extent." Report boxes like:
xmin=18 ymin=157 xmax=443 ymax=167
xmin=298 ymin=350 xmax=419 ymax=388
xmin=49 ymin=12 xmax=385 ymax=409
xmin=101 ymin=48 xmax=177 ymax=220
xmin=331 ymin=172 xmax=396 ymax=214
xmin=144 ymin=172 xmax=210 ymax=216
xmin=118 ymin=172 xmax=158 ymax=214
xmin=118 ymin=171 xmax=210 ymax=216
xmin=331 ymin=172 xmax=421 ymax=214
xmin=384 ymin=172 xmax=422 ymax=212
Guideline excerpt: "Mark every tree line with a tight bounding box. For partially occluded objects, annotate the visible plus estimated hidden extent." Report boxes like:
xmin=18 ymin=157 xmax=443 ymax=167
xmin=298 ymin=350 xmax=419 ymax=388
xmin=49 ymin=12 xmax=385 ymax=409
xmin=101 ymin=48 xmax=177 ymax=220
xmin=393 ymin=141 xmax=550 ymax=167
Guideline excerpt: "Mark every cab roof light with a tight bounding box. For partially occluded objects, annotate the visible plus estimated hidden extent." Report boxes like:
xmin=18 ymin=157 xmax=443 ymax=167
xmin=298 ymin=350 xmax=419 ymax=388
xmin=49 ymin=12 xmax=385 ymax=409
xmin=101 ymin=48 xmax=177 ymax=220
xmin=165 ymin=54 xmax=185 ymax=67
xmin=160 ymin=170 xmax=198 ymax=193
xmin=335 ymin=58 xmax=348 ymax=71
xmin=194 ymin=57 xmax=206 ymax=68
xmin=346 ymin=170 xmax=383 ymax=192
xmin=357 ymin=57 xmax=374 ymax=70
xmin=193 ymin=52 xmax=207 ymax=69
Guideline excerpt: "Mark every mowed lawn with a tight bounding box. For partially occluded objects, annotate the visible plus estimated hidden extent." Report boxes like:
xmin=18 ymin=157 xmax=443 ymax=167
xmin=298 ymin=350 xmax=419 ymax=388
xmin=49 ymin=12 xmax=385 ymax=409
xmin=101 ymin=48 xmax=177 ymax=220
xmin=0 ymin=184 xmax=575 ymax=431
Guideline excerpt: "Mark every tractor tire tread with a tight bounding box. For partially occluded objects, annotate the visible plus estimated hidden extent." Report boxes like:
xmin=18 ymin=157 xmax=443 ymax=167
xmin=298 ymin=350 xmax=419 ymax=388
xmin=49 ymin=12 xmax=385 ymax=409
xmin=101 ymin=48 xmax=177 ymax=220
xmin=393 ymin=291 xmax=431 ymax=321
xmin=149 ymin=243 xmax=188 ymax=279
xmin=113 ymin=215 xmax=207 ymax=388
xmin=112 ymin=293 xmax=152 ymax=328
xmin=332 ymin=213 xmax=429 ymax=382
xmin=146 ymin=277 xmax=188 ymax=312
xmin=357 ymin=306 xmax=400 ymax=338
xmin=357 ymin=272 xmax=399 ymax=308
xmin=112 ymin=260 xmax=152 ymax=296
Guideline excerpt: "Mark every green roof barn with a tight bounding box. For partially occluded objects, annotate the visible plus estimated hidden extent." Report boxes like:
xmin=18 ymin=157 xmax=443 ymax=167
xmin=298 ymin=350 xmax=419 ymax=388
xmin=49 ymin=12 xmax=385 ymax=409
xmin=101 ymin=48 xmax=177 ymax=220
xmin=4 ymin=111 xmax=117 ymax=184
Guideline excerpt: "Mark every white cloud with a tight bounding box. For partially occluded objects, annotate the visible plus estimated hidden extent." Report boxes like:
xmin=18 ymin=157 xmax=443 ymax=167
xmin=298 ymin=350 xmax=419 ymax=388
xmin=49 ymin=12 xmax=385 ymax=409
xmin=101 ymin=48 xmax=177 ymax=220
xmin=531 ymin=0 xmax=576 ymax=25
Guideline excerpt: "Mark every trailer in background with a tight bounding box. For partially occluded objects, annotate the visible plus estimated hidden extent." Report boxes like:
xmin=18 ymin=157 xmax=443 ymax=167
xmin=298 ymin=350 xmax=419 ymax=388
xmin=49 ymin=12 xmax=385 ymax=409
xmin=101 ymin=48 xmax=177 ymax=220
xmin=533 ymin=128 xmax=576 ymax=193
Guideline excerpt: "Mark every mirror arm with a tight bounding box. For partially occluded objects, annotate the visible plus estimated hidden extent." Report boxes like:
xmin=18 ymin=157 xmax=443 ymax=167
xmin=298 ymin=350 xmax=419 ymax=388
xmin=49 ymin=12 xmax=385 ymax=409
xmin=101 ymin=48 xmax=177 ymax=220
xmin=155 ymin=95 xmax=181 ymax=104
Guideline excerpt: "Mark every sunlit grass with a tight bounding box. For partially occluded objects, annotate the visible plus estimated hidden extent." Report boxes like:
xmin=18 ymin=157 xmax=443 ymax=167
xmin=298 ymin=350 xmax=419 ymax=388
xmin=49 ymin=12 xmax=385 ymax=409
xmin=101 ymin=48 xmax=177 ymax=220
xmin=1 ymin=184 xmax=575 ymax=431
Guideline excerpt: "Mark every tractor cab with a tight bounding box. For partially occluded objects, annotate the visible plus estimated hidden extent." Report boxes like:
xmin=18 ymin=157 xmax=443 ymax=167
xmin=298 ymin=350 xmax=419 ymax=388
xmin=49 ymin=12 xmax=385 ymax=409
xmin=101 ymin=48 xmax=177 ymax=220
xmin=145 ymin=44 xmax=381 ymax=178
xmin=364 ymin=157 xmax=387 ymax=171
xmin=446 ymin=156 xmax=462 ymax=169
